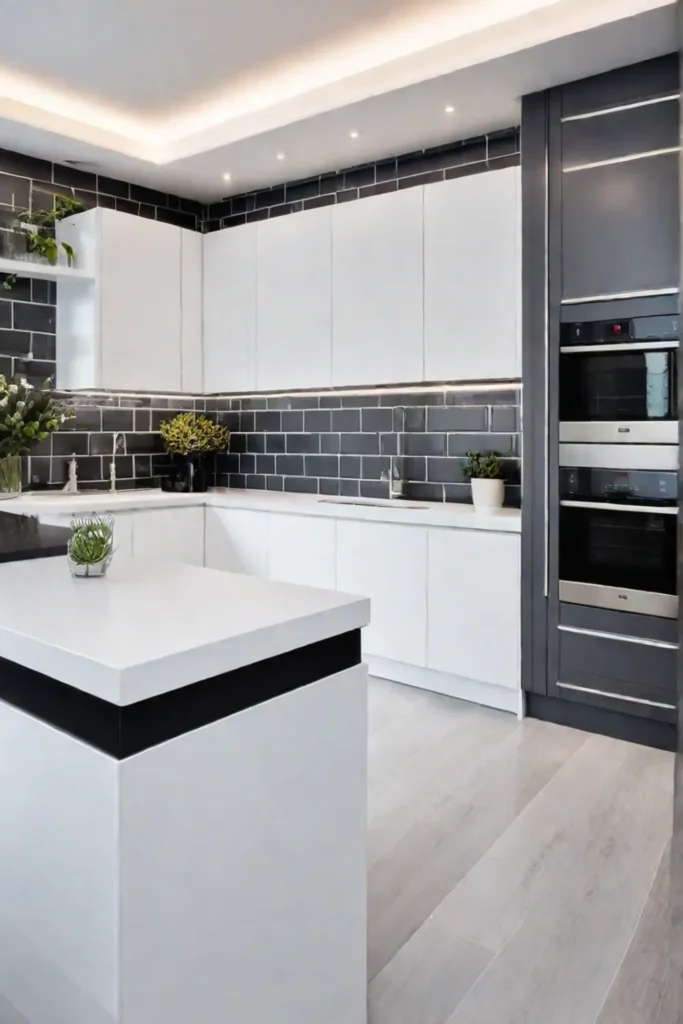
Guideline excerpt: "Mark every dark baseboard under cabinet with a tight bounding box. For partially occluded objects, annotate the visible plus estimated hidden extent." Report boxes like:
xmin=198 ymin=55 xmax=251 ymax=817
xmin=526 ymin=693 xmax=677 ymax=753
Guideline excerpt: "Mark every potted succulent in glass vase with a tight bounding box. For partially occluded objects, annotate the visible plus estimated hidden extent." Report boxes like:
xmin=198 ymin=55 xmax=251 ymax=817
xmin=159 ymin=412 xmax=229 ymax=493
xmin=67 ymin=514 xmax=115 ymax=578
xmin=0 ymin=376 xmax=74 ymax=498
xmin=463 ymin=450 xmax=505 ymax=511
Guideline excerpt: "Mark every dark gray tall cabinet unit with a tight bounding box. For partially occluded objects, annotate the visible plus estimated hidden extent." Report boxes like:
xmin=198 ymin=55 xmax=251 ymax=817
xmin=522 ymin=54 xmax=680 ymax=751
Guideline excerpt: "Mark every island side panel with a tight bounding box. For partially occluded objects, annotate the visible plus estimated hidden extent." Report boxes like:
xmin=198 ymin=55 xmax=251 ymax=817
xmin=119 ymin=663 xmax=368 ymax=1024
xmin=0 ymin=701 xmax=119 ymax=1024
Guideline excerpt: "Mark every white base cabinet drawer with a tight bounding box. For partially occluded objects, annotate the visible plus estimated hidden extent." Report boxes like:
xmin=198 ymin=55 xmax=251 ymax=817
xmin=427 ymin=528 xmax=520 ymax=689
xmin=336 ymin=520 xmax=427 ymax=665
xmin=267 ymin=515 xmax=336 ymax=590
xmin=204 ymin=507 xmax=268 ymax=577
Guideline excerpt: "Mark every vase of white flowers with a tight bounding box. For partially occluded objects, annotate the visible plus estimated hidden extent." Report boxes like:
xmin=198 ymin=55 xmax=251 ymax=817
xmin=0 ymin=376 xmax=74 ymax=498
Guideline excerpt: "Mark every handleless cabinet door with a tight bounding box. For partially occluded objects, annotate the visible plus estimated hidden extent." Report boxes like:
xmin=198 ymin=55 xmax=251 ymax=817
xmin=180 ymin=228 xmax=203 ymax=392
xmin=132 ymin=507 xmax=205 ymax=566
xmin=427 ymin=528 xmax=520 ymax=689
xmin=203 ymin=224 xmax=257 ymax=393
xmin=424 ymin=166 xmax=521 ymax=381
xmin=332 ymin=188 xmax=424 ymax=387
xmin=204 ymin=507 xmax=268 ymax=576
xmin=256 ymin=208 xmax=332 ymax=391
xmin=267 ymin=513 xmax=336 ymax=589
xmin=100 ymin=211 xmax=182 ymax=391
xmin=336 ymin=519 xmax=427 ymax=665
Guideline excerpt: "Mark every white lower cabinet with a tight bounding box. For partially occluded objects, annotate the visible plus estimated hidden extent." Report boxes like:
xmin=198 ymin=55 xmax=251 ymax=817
xmin=267 ymin=514 xmax=336 ymax=589
xmin=132 ymin=507 xmax=204 ymax=566
xmin=204 ymin=507 xmax=268 ymax=577
xmin=427 ymin=527 xmax=520 ymax=689
xmin=336 ymin=520 xmax=427 ymax=666
xmin=112 ymin=512 xmax=135 ymax=559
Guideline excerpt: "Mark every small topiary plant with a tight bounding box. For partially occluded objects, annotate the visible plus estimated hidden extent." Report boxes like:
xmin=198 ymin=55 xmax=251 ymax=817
xmin=68 ymin=514 xmax=114 ymax=566
xmin=159 ymin=412 xmax=229 ymax=455
xmin=462 ymin=450 xmax=503 ymax=479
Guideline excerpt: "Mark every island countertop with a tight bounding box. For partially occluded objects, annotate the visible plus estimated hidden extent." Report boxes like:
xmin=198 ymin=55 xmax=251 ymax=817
xmin=0 ymin=556 xmax=370 ymax=705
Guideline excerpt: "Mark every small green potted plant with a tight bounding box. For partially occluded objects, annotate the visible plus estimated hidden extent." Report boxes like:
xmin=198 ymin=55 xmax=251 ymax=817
xmin=0 ymin=376 xmax=74 ymax=497
xmin=3 ymin=193 xmax=84 ymax=291
xmin=67 ymin=514 xmax=115 ymax=578
xmin=159 ymin=412 xmax=229 ymax=492
xmin=463 ymin=450 xmax=505 ymax=511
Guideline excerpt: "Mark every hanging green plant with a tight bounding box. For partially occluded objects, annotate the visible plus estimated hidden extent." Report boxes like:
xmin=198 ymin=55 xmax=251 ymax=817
xmin=2 ymin=192 xmax=85 ymax=291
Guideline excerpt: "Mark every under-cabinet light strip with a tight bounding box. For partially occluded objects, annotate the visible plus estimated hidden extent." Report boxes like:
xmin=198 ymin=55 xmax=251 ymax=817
xmin=563 ymin=146 xmax=680 ymax=173
xmin=560 ymin=93 xmax=680 ymax=122
xmin=556 ymin=681 xmax=675 ymax=710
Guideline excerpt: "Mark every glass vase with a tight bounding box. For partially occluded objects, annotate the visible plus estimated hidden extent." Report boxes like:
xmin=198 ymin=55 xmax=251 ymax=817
xmin=0 ymin=454 xmax=22 ymax=498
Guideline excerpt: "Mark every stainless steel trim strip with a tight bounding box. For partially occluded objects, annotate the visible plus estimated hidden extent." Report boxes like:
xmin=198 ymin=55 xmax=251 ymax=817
xmin=562 ymin=288 xmax=679 ymax=305
xmin=559 ymin=580 xmax=678 ymax=619
xmin=560 ymin=500 xmax=678 ymax=514
xmin=556 ymin=681 xmax=675 ymax=710
xmin=560 ymin=94 xmax=680 ymax=122
xmin=560 ymin=341 xmax=679 ymax=353
xmin=559 ymin=444 xmax=679 ymax=470
xmin=559 ymin=421 xmax=679 ymax=445
xmin=563 ymin=147 xmax=680 ymax=173
xmin=558 ymin=624 xmax=678 ymax=650
xmin=543 ymin=108 xmax=550 ymax=599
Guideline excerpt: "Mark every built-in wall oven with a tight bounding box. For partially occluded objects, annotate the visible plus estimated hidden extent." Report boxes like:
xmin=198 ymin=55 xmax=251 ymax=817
xmin=559 ymin=314 xmax=679 ymax=444
xmin=559 ymin=462 xmax=677 ymax=618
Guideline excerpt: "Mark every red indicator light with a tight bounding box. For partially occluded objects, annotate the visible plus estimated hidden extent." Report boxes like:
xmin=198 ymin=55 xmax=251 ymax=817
xmin=612 ymin=324 xmax=622 ymax=336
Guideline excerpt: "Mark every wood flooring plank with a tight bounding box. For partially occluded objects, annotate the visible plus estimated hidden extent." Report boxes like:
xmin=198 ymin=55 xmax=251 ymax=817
xmin=368 ymin=715 xmax=585 ymax=980
xmin=369 ymin=924 xmax=493 ymax=1024
xmin=443 ymin=742 xmax=673 ymax=1024
xmin=596 ymin=843 xmax=674 ymax=1024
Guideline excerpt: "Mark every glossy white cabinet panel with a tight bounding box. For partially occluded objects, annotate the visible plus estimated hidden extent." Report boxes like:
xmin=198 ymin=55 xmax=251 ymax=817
xmin=336 ymin=519 xmax=427 ymax=665
xmin=424 ymin=166 xmax=521 ymax=381
xmin=180 ymin=228 xmax=203 ymax=393
xmin=256 ymin=208 xmax=332 ymax=391
xmin=332 ymin=188 xmax=424 ymax=387
xmin=132 ymin=507 xmax=204 ymax=567
xmin=203 ymin=224 xmax=257 ymax=393
xmin=56 ymin=209 xmax=188 ymax=392
xmin=267 ymin=513 xmax=336 ymax=590
xmin=204 ymin=507 xmax=268 ymax=577
xmin=427 ymin=527 xmax=520 ymax=689
xmin=99 ymin=212 xmax=182 ymax=391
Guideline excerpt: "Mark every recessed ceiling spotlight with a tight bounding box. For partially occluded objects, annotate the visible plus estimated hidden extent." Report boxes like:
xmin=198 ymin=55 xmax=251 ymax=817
xmin=276 ymin=152 xmax=286 ymax=160
xmin=445 ymin=105 xmax=455 ymax=114
xmin=349 ymin=130 xmax=360 ymax=139
xmin=222 ymin=172 xmax=232 ymax=181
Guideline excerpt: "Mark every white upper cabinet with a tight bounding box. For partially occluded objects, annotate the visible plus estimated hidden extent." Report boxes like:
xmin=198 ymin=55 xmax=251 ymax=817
xmin=332 ymin=188 xmax=424 ymax=387
xmin=424 ymin=165 xmax=521 ymax=382
xmin=180 ymin=228 xmax=203 ymax=393
xmin=57 ymin=209 xmax=187 ymax=392
xmin=256 ymin=208 xmax=332 ymax=391
xmin=203 ymin=223 xmax=257 ymax=394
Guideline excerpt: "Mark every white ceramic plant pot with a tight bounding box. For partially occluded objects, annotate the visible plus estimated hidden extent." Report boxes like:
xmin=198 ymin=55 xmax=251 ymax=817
xmin=471 ymin=477 xmax=504 ymax=511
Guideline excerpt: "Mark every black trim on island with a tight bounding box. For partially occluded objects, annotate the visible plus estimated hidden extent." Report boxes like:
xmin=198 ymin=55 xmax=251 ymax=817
xmin=0 ymin=630 xmax=362 ymax=758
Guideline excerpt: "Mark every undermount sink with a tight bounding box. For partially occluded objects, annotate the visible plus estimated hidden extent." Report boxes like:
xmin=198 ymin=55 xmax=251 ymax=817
xmin=318 ymin=499 xmax=429 ymax=510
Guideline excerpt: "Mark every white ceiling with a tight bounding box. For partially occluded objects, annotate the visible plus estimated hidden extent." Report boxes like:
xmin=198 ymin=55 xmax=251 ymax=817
xmin=0 ymin=0 xmax=676 ymax=201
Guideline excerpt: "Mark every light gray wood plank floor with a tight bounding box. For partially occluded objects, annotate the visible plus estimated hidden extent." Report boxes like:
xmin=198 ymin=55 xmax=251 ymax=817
xmin=367 ymin=678 xmax=674 ymax=1024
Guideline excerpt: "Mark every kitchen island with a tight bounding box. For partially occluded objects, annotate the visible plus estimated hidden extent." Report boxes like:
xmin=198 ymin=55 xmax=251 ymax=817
xmin=0 ymin=556 xmax=370 ymax=1024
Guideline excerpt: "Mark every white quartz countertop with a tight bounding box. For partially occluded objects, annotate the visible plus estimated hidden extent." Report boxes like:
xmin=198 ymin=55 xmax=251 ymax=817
xmin=3 ymin=487 xmax=521 ymax=532
xmin=0 ymin=557 xmax=370 ymax=705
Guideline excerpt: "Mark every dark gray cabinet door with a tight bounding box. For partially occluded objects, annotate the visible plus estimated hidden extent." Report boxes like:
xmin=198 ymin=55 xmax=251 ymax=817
xmin=562 ymin=151 xmax=679 ymax=299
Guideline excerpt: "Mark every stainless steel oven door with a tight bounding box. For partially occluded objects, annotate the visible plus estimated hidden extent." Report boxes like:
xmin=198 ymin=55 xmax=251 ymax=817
xmin=559 ymin=340 xmax=678 ymax=444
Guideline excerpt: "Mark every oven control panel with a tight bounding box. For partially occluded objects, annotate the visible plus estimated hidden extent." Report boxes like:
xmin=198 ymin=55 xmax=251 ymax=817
xmin=560 ymin=468 xmax=678 ymax=506
xmin=562 ymin=315 xmax=679 ymax=346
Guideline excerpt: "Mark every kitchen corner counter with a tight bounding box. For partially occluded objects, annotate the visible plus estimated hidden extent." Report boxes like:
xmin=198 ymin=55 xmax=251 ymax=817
xmin=0 ymin=510 xmax=69 ymax=562
xmin=2 ymin=487 xmax=521 ymax=532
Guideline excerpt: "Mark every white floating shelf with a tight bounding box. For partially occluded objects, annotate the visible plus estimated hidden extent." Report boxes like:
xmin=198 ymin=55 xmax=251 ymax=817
xmin=0 ymin=257 xmax=94 ymax=283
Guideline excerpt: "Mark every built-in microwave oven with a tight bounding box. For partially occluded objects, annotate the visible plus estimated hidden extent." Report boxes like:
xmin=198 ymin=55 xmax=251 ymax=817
xmin=559 ymin=314 xmax=679 ymax=444
xmin=559 ymin=465 xmax=677 ymax=618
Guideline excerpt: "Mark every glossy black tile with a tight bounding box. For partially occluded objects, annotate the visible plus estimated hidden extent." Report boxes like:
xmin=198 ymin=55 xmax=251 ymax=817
xmin=255 ymin=187 xmax=285 ymax=209
xmin=246 ymin=433 xmax=267 ymax=453
xmin=0 ymin=148 xmax=51 ymax=180
xmin=130 ymin=184 xmax=169 ymax=206
xmin=340 ymin=433 xmax=379 ymax=455
xmin=359 ymin=181 xmax=397 ymax=198
xmin=344 ymin=165 xmax=375 ymax=189
xmin=13 ymin=303 xmax=55 ymax=333
xmin=396 ymin=456 xmax=426 ymax=482
xmin=0 ymin=172 xmax=30 ymax=208
xmin=304 ymin=409 xmax=331 ymax=432
xmin=427 ymin=457 xmax=467 ymax=483
xmin=360 ymin=480 xmax=390 ymax=499
xmin=321 ymin=433 xmax=341 ymax=454
xmin=319 ymin=478 xmax=340 ymax=496
xmin=287 ymin=433 xmax=320 ymax=454
xmin=285 ymin=177 xmax=321 ymax=203
xmin=266 ymin=476 xmax=284 ymax=491
xmin=448 ymin=432 xmax=516 ymax=456
xmin=53 ymin=163 xmax=96 ymax=191
xmin=281 ymin=410 xmax=304 ymax=432
xmin=97 ymin=175 xmax=130 ymax=198
xmin=490 ymin=406 xmax=520 ymax=432
xmin=102 ymin=409 xmax=134 ymax=432
xmin=304 ymin=195 xmax=335 ymax=210
xmin=257 ymin=455 xmax=276 ymax=475
xmin=428 ymin=406 xmax=489 ymax=431
xmin=284 ymin=476 xmax=318 ymax=494
xmin=255 ymin=410 xmax=281 ymax=432
xmin=246 ymin=474 xmax=266 ymax=489
xmin=340 ymin=456 xmax=361 ymax=478
xmin=340 ymin=479 xmax=360 ymax=497
xmin=398 ymin=169 xmax=445 ymax=189
xmin=246 ymin=208 xmax=270 ymax=223
xmin=276 ymin=454 xmax=304 ymax=476
xmin=361 ymin=408 xmax=394 ymax=432
xmin=305 ymin=455 xmax=339 ymax=478
xmin=0 ymin=329 xmax=30 ymax=356
xmin=320 ymin=173 xmax=344 ymax=194
xmin=332 ymin=408 xmax=361 ymax=432
xmin=362 ymin=456 xmax=390 ymax=479
xmin=402 ymin=433 xmax=446 ymax=456
xmin=266 ymin=433 xmax=286 ymax=454
xmin=240 ymin=454 xmax=256 ymax=475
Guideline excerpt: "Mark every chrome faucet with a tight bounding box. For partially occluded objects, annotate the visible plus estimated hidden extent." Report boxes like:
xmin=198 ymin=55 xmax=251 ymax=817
xmin=382 ymin=407 xmax=404 ymax=500
xmin=109 ymin=432 xmax=126 ymax=492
